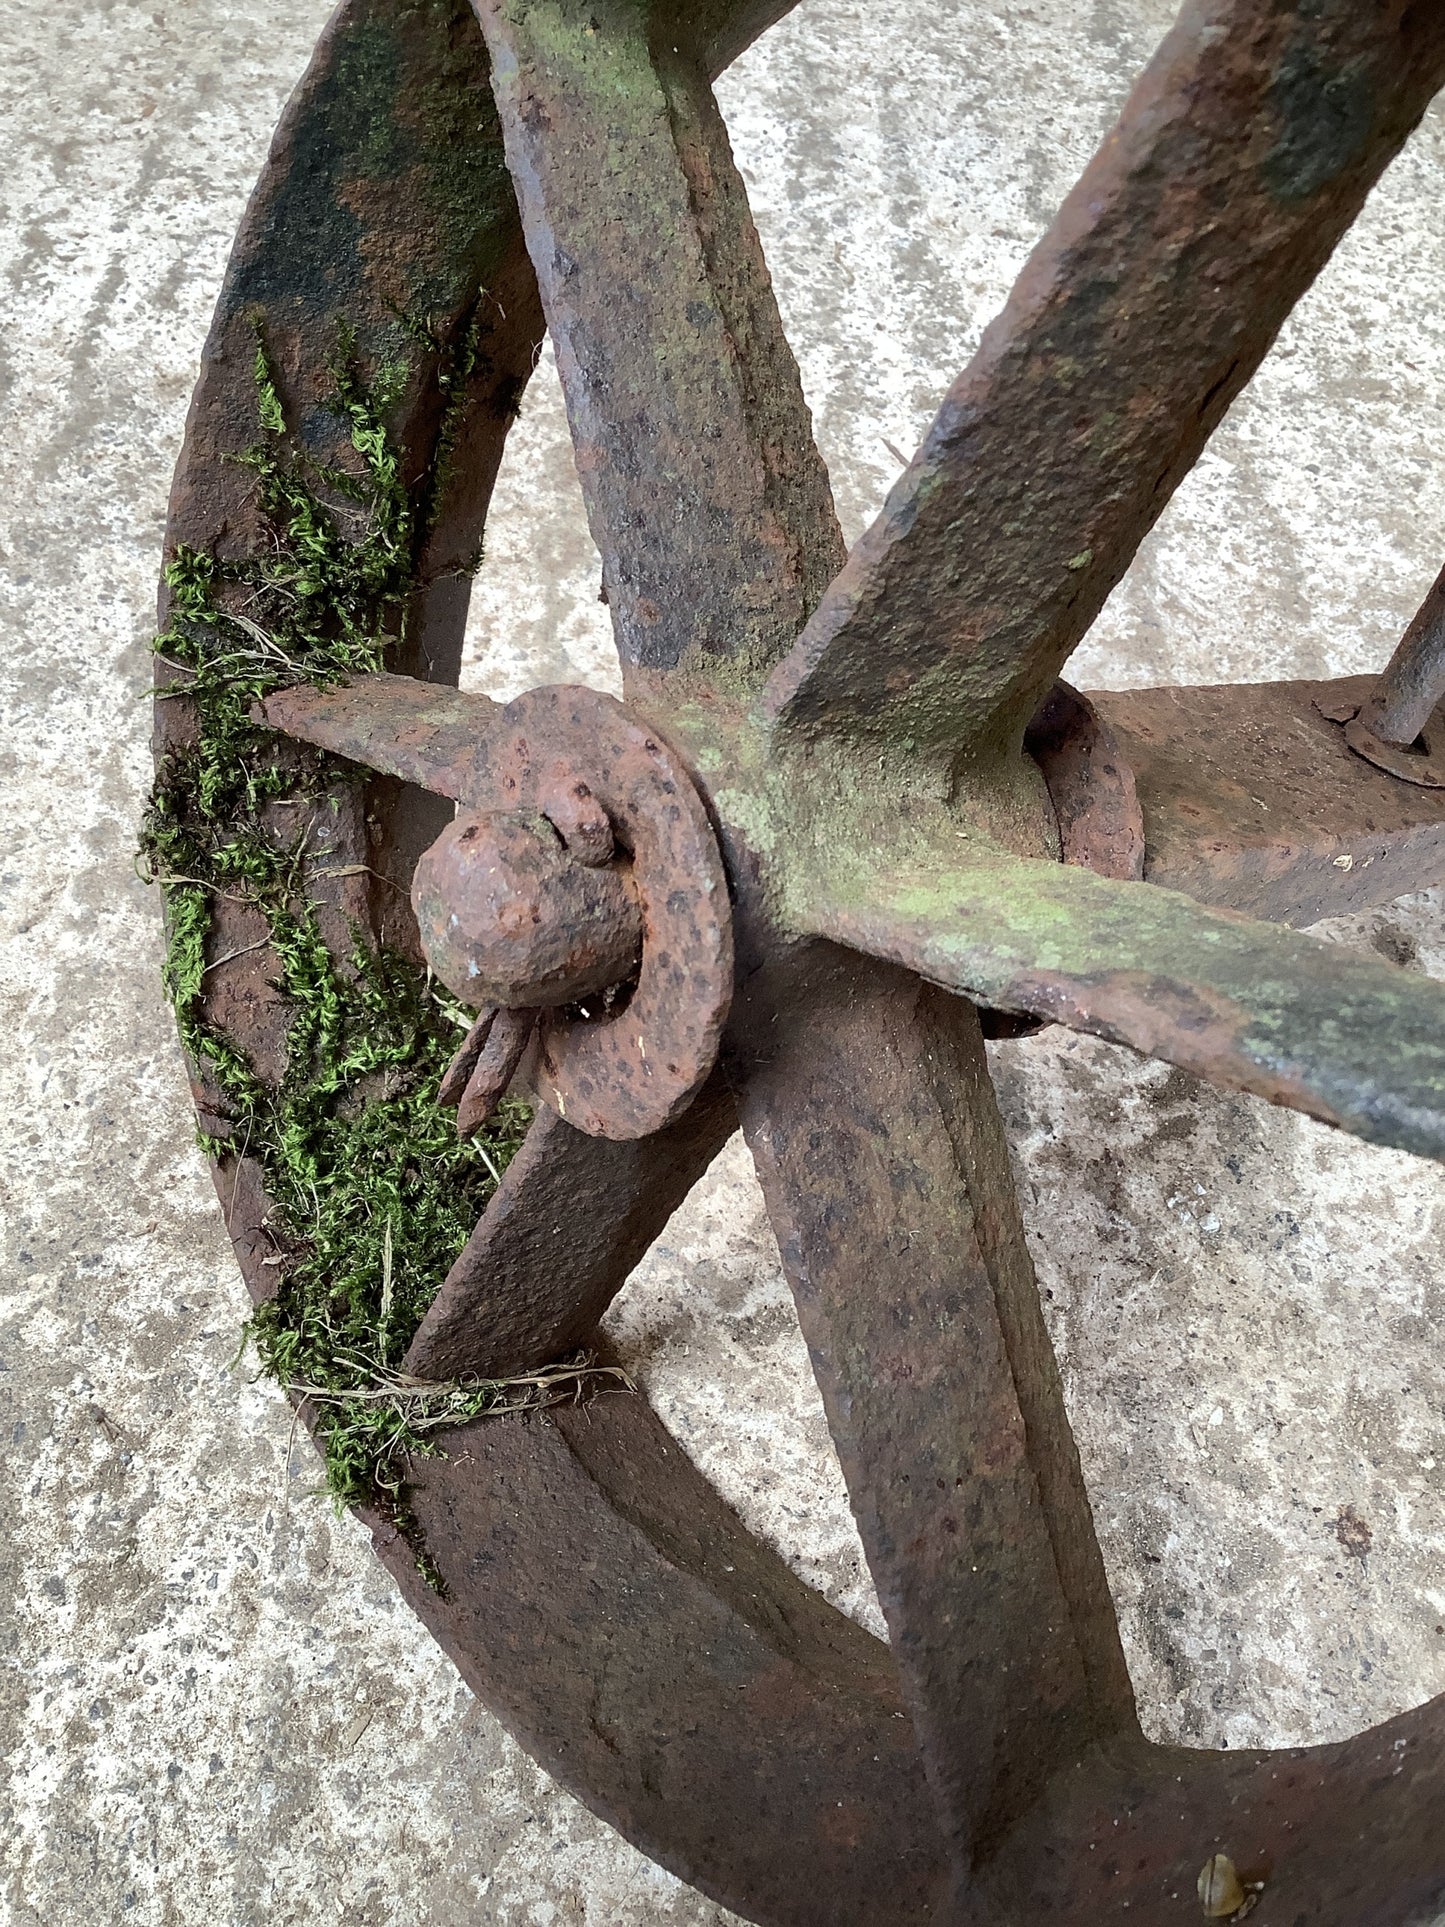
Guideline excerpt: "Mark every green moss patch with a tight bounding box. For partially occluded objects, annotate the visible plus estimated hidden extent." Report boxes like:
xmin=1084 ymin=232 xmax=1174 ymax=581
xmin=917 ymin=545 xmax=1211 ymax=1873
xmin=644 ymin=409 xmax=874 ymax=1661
xmin=141 ymin=327 xmax=611 ymax=1526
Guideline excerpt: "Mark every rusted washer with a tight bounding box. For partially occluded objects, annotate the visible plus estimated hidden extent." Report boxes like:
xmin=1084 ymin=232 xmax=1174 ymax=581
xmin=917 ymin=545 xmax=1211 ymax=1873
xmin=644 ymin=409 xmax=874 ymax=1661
xmin=1344 ymin=708 xmax=1445 ymax=790
xmin=1316 ymin=694 xmax=1445 ymax=790
xmin=1026 ymin=680 xmax=1145 ymax=879
xmin=455 ymin=686 xmax=733 ymax=1141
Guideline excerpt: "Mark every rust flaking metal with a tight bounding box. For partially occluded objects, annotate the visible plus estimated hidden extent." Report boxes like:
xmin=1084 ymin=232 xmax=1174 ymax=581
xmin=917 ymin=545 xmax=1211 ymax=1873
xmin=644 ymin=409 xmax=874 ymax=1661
xmin=161 ymin=0 xmax=1445 ymax=1922
xmin=265 ymin=676 xmax=733 ymax=1140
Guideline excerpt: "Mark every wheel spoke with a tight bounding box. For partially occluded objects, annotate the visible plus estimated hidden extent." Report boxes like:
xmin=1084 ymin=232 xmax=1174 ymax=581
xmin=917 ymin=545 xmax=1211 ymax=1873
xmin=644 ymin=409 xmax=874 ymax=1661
xmin=793 ymin=841 xmax=1445 ymax=1165
xmin=404 ymin=1078 xmax=736 ymax=1381
xmin=477 ymin=0 xmax=845 ymax=692
xmin=734 ymin=955 xmax=1135 ymax=1877
xmin=391 ymin=1379 xmax=947 ymax=1925
xmin=167 ymin=0 xmax=1445 ymax=1909
xmin=261 ymin=673 xmax=500 ymax=797
xmin=763 ymin=3 xmax=1445 ymax=773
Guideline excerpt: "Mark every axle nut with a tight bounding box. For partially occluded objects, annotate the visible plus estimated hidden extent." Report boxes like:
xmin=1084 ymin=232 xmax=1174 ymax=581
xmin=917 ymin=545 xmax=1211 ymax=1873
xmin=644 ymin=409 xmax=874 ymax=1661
xmin=412 ymin=808 xmax=642 ymax=1009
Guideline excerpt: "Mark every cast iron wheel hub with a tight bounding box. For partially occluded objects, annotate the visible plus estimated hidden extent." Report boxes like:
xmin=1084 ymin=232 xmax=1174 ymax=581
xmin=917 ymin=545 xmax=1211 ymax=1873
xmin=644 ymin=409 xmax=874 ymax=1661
xmin=153 ymin=3 xmax=1445 ymax=1922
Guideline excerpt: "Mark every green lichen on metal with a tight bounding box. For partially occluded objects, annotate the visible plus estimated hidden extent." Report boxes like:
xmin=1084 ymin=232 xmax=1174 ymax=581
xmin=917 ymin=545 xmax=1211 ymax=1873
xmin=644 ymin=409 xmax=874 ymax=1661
xmin=1263 ymin=32 xmax=1375 ymax=203
xmin=141 ymin=330 xmax=543 ymax=1526
xmin=789 ymin=832 xmax=1445 ymax=1164
xmin=234 ymin=0 xmax=519 ymax=331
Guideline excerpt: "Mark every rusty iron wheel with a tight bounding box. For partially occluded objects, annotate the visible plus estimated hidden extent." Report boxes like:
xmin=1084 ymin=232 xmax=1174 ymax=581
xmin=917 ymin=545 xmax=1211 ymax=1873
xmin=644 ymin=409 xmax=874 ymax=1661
xmin=154 ymin=2 xmax=1445 ymax=1922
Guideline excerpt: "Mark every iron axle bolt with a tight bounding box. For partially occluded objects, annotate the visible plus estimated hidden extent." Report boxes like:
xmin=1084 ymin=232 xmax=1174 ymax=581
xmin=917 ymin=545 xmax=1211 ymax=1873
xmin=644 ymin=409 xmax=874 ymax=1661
xmin=411 ymin=805 xmax=643 ymax=1012
xmin=412 ymin=802 xmax=644 ymax=1135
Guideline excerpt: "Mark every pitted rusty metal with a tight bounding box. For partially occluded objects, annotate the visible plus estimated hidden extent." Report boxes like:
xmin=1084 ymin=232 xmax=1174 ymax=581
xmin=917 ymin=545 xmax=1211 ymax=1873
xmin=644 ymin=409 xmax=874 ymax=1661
xmin=412 ymin=795 xmax=644 ymax=1139
xmin=412 ymin=807 xmax=643 ymax=1008
xmin=167 ymin=0 xmax=1445 ymax=1919
xmin=1344 ymin=707 xmax=1445 ymax=790
xmin=1317 ymin=690 xmax=1445 ymax=792
xmin=1317 ymin=567 xmax=1445 ymax=790
xmin=1025 ymin=681 xmax=1145 ymax=882
xmin=457 ymin=1007 xmax=538 ymax=1138
xmin=1356 ymin=562 xmax=1445 ymax=755
xmin=263 ymin=676 xmax=733 ymax=1141
xmin=471 ymin=688 xmax=732 ymax=1141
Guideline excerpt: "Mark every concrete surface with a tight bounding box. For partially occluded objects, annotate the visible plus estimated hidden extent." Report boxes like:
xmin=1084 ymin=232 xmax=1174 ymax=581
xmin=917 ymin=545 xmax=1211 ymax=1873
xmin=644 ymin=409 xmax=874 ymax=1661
xmin=4 ymin=1 xmax=1445 ymax=1921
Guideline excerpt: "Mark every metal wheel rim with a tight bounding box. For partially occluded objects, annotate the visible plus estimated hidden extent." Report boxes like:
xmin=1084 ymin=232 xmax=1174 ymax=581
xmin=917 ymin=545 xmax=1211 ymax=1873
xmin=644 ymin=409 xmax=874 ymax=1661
xmin=151 ymin=4 xmax=1445 ymax=1921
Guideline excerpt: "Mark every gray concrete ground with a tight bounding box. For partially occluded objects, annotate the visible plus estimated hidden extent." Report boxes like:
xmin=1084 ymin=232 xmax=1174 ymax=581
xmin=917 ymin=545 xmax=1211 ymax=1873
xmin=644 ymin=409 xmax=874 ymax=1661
xmin=4 ymin=1 xmax=1445 ymax=1922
